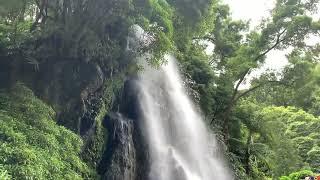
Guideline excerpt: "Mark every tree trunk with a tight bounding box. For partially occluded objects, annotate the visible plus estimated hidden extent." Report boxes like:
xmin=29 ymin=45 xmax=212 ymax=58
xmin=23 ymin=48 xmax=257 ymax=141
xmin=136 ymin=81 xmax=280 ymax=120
xmin=221 ymin=99 xmax=235 ymax=143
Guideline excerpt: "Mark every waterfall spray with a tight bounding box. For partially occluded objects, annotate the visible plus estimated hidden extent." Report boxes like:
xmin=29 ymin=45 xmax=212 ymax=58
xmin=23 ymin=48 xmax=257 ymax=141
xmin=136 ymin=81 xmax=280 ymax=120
xmin=137 ymin=55 xmax=232 ymax=180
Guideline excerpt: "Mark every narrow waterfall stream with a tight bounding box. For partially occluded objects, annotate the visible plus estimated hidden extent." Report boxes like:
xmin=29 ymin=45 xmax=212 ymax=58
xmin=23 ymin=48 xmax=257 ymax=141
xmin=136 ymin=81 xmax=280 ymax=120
xmin=136 ymin=55 xmax=232 ymax=180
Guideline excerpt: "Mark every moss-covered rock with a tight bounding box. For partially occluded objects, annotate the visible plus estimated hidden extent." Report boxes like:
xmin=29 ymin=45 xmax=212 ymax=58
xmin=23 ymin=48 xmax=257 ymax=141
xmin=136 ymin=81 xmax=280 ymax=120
xmin=0 ymin=83 xmax=93 ymax=179
xmin=81 ymin=75 xmax=125 ymax=175
xmin=81 ymin=101 xmax=108 ymax=169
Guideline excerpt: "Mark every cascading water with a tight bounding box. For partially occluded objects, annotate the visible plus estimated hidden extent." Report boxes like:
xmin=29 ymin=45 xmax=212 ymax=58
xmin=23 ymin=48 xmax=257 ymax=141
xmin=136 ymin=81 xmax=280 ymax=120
xmin=136 ymin=55 xmax=233 ymax=180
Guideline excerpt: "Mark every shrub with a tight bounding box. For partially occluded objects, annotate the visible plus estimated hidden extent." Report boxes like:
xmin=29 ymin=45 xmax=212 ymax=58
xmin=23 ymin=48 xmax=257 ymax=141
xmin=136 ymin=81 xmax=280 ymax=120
xmin=0 ymin=84 xmax=92 ymax=179
xmin=288 ymin=170 xmax=314 ymax=180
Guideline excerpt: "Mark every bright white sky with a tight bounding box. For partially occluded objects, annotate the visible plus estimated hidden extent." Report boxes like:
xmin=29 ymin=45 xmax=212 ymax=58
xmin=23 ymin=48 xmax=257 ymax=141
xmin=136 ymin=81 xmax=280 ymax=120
xmin=223 ymin=0 xmax=320 ymax=88
xmin=224 ymin=0 xmax=275 ymax=27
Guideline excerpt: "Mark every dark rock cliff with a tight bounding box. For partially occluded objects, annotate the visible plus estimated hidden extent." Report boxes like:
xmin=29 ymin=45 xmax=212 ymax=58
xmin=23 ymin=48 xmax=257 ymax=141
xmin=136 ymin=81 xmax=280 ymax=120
xmin=0 ymin=58 xmax=104 ymax=133
xmin=98 ymin=77 xmax=149 ymax=180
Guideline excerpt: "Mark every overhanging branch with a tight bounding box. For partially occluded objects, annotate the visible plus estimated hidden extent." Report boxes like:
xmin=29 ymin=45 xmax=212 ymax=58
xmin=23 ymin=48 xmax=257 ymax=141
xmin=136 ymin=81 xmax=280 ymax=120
xmin=234 ymin=80 xmax=290 ymax=102
xmin=232 ymin=28 xmax=288 ymax=101
xmin=192 ymin=36 xmax=216 ymax=43
xmin=254 ymin=29 xmax=287 ymax=62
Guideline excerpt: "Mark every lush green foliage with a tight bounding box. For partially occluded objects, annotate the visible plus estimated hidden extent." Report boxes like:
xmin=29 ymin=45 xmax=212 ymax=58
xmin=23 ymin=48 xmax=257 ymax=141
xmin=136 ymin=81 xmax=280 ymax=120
xmin=253 ymin=106 xmax=320 ymax=176
xmin=0 ymin=84 xmax=92 ymax=179
xmin=1 ymin=0 xmax=320 ymax=179
xmin=0 ymin=164 xmax=11 ymax=180
xmin=0 ymin=0 xmax=213 ymax=68
xmin=280 ymin=170 xmax=314 ymax=180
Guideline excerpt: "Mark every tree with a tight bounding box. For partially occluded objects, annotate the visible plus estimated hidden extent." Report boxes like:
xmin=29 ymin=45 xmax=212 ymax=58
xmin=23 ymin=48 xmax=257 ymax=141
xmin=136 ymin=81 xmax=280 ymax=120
xmin=197 ymin=0 xmax=320 ymax=142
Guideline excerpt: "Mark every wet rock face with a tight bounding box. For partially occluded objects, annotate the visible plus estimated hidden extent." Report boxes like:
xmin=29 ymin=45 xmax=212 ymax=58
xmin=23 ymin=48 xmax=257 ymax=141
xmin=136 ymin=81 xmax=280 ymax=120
xmin=119 ymin=78 xmax=150 ymax=180
xmin=100 ymin=113 xmax=137 ymax=180
xmin=98 ymin=78 xmax=150 ymax=180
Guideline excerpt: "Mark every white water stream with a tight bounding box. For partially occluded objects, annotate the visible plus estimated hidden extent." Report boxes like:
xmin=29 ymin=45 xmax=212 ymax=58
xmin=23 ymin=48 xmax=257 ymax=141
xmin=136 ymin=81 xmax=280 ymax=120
xmin=137 ymin=55 xmax=232 ymax=180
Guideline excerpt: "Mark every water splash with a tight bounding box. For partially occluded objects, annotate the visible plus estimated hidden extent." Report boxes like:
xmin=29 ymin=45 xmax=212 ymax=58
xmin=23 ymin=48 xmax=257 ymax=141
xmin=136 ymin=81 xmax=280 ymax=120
xmin=137 ymin=55 xmax=233 ymax=180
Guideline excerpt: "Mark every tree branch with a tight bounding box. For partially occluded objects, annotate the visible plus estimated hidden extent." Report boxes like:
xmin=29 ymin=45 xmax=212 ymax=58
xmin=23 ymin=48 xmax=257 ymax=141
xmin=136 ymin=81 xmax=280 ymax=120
xmin=254 ymin=29 xmax=287 ymax=62
xmin=232 ymin=29 xmax=287 ymax=102
xmin=31 ymin=0 xmax=48 ymax=31
xmin=210 ymin=29 xmax=288 ymax=127
xmin=192 ymin=36 xmax=215 ymax=43
xmin=234 ymin=80 xmax=290 ymax=102
xmin=234 ymin=69 xmax=250 ymax=96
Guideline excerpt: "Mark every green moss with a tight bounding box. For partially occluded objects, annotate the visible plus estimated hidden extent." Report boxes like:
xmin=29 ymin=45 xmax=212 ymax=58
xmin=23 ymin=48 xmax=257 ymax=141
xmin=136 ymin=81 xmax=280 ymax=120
xmin=81 ymin=75 xmax=124 ymax=170
xmin=81 ymin=102 xmax=108 ymax=169
xmin=0 ymin=83 xmax=92 ymax=179
xmin=103 ymin=76 xmax=124 ymax=107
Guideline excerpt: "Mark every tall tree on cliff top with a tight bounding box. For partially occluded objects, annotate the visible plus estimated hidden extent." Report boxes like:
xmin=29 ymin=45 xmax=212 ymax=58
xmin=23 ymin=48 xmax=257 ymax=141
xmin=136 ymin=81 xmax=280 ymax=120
xmin=201 ymin=0 xmax=320 ymax=141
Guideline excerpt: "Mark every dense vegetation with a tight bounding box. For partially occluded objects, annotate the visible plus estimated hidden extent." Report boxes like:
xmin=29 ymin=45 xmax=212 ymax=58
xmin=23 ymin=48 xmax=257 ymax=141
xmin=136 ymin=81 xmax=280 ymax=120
xmin=0 ymin=84 xmax=92 ymax=179
xmin=0 ymin=0 xmax=320 ymax=179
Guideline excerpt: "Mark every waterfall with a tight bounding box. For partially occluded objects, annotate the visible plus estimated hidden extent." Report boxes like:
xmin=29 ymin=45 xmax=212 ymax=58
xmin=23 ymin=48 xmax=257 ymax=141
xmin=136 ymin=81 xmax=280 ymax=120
xmin=136 ymin=55 xmax=233 ymax=180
